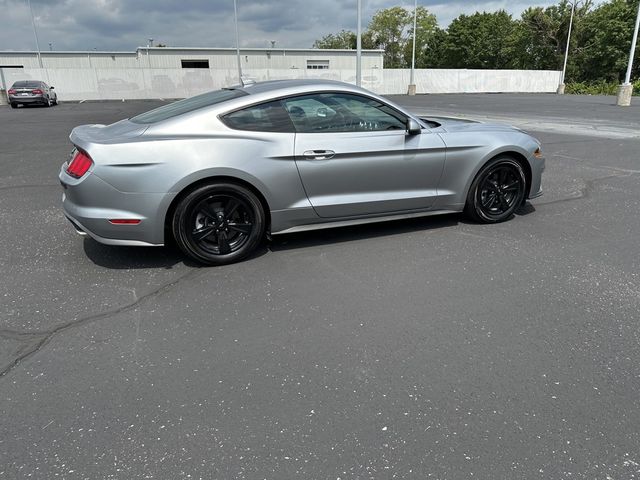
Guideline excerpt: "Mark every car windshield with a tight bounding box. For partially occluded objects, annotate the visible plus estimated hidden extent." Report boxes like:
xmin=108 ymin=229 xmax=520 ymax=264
xmin=130 ymin=89 xmax=247 ymax=124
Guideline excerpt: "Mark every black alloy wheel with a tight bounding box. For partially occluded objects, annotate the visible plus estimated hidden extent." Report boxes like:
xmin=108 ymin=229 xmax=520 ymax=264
xmin=465 ymin=156 xmax=526 ymax=223
xmin=172 ymin=183 xmax=265 ymax=265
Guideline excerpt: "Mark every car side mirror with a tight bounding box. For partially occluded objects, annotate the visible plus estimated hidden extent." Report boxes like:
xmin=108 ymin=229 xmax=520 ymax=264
xmin=407 ymin=118 xmax=421 ymax=135
xmin=50 ymin=86 xmax=55 ymax=89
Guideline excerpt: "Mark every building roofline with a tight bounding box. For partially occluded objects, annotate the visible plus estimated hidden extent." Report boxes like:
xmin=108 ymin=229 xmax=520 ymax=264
xmin=136 ymin=47 xmax=385 ymax=53
xmin=0 ymin=50 xmax=136 ymax=55
xmin=0 ymin=47 xmax=385 ymax=55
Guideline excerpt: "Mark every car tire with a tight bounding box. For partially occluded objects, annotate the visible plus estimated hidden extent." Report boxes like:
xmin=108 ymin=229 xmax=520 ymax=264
xmin=464 ymin=156 xmax=526 ymax=223
xmin=172 ymin=182 xmax=266 ymax=265
xmin=44 ymin=97 xmax=52 ymax=107
xmin=10 ymin=102 xmax=18 ymax=109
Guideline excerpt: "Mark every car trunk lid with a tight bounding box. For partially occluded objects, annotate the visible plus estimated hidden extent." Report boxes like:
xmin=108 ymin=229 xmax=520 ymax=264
xmin=70 ymin=119 xmax=148 ymax=148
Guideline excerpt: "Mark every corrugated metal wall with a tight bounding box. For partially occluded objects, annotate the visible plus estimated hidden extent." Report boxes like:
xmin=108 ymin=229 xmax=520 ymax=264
xmin=0 ymin=48 xmax=383 ymax=71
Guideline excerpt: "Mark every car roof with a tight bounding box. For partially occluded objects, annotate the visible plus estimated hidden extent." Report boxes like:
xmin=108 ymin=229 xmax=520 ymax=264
xmin=231 ymin=79 xmax=369 ymax=96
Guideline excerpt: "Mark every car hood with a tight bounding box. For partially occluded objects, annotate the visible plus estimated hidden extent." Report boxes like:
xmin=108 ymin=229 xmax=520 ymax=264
xmin=421 ymin=116 xmax=522 ymax=134
xmin=70 ymin=119 xmax=148 ymax=146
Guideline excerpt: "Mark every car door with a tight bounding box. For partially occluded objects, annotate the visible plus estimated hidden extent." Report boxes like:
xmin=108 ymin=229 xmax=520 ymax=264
xmin=282 ymin=92 xmax=446 ymax=218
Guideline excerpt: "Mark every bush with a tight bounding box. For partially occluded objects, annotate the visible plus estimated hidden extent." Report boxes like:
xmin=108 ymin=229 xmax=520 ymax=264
xmin=565 ymin=80 xmax=640 ymax=96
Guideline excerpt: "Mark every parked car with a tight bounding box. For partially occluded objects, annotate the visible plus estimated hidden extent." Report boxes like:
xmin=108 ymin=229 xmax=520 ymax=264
xmin=8 ymin=80 xmax=57 ymax=108
xmin=60 ymin=79 xmax=545 ymax=265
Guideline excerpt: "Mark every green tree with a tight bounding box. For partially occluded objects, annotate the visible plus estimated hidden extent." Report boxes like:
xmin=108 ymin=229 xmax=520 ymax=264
xmin=401 ymin=6 xmax=440 ymax=68
xmin=507 ymin=1 xmax=591 ymax=74
xmin=575 ymin=0 xmax=640 ymax=81
xmin=366 ymin=6 xmax=412 ymax=68
xmin=313 ymin=30 xmax=357 ymax=49
xmin=420 ymin=27 xmax=448 ymax=68
xmin=438 ymin=11 xmax=517 ymax=69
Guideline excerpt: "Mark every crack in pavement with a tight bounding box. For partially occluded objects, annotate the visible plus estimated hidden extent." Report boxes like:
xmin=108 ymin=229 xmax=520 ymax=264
xmin=536 ymin=169 xmax=639 ymax=207
xmin=0 ymin=268 xmax=202 ymax=379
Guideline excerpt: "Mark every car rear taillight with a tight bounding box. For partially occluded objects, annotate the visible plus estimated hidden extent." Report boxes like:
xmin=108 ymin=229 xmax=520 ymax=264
xmin=66 ymin=150 xmax=94 ymax=178
xmin=8 ymin=88 xmax=16 ymax=95
xmin=32 ymin=89 xmax=43 ymax=95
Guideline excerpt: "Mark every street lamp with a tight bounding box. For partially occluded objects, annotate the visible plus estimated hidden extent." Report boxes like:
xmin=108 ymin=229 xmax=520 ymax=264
xmin=234 ymin=0 xmax=243 ymax=85
xmin=27 ymin=0 xmax=43 ymax=69
xmin=356 ymin=0 xmax=362 ymax=87
xmin=616 ymin=1 xmax=640 ymax=106
xmin=557 ymin=0 xmax=575 ymax=94
xmin=408 ymin=0 xmax=417 ymax=95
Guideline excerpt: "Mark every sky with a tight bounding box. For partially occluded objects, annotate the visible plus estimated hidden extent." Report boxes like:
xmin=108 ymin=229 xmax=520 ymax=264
xmin=0 ymin=0 xmax=601 ymax=52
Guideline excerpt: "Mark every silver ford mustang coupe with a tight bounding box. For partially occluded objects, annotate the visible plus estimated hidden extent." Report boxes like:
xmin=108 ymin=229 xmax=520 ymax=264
xmin=60 ymin=79 xmax=544 ymax=265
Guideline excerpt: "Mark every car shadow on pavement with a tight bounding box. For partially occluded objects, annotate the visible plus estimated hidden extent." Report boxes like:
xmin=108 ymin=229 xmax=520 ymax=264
xmin=82 ymin=237 xmax=270 ymax=269
xmin=81 ymin=206 xmax=532 ymax=267
xmin=83 ymin=238 xmax=187 ymax=269
xmin=456 ymin=201 xmax=537 ymax=225
xmin=269 ymin=213 xmax=460 ymax=252
xmin=515 ymin=202 xmax=537 ymax=216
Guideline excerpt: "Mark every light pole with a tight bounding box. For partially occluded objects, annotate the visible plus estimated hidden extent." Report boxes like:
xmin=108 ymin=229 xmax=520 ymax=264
xmin=616 ymin=1 xmax=640 ymax=106
xmin=356 ymin=0 xmax=362 ymax=87
xmin=407 ymin=0 xmax=417 ymax=95
xmin=234 ymin=0 xmax=243 ymax=85
xmin=557 ymin=0 xmax=575 ymax=94
xmin=27 ymin=0 xmax=43 ymax=69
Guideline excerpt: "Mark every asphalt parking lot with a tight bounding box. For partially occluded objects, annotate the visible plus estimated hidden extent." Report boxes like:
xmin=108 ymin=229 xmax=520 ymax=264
xmin=1 ymin=93 xmax=639 ymax=479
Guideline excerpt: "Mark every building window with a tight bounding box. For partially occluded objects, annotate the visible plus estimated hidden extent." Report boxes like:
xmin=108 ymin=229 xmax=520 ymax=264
xmin=181 ymin=59 xmax=209 ymax=69
xmin=307 ymin=60 xmax=329 ymax=70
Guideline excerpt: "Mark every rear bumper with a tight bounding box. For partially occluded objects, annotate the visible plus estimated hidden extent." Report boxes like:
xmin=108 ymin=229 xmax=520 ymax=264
xmin=9 ymin=95 xmax=46 ymax=104
xmin=64 ymin=212 xmax=161 ymax=246
xmin=60 ymin=166 xmax=175 ymax=246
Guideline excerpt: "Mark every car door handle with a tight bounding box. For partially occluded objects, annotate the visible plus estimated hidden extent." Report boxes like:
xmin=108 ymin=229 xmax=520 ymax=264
xmin=303 ymin=150 xmax=335 ymax=160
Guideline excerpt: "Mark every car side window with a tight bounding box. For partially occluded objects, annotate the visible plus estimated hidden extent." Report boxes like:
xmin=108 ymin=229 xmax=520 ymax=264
xmin=281 ymin=93 xmax=407 ymax=133
xmin=221 ymin=100 xmax=294 ymax=133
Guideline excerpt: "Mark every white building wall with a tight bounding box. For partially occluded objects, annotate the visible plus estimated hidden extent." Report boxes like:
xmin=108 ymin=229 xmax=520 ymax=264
xmin=141 ymin=48 xmax=383 ymax=70
xmin=377 ymin=69 xmax=562 ymax=95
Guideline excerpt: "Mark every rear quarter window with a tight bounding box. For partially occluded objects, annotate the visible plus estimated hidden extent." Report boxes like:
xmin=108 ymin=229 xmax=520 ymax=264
xmin=221 ymin=100 xmax=294 ymax=133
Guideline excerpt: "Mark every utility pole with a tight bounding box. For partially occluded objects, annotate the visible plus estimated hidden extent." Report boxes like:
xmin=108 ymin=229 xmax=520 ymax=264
xmin=27 ymin=0 xmax=43 ymax=69
xmin=356 ymin=0 xmax=362 ymax=87
xmin=557 ymin=0 xmax=575 ymax=94
xmin=234 ymin=0 xmax=243 ymax=85
xmin=616 ymin=1 xmax=640 ymax=106
xmin=407 ymin=0 xmax=417 ymax=95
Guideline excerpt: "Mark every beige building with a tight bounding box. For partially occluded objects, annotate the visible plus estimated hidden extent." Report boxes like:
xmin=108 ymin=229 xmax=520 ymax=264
xmin=0 ymin=47 xmax=385 ymax=101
